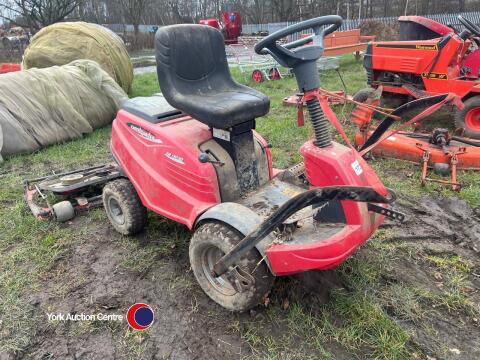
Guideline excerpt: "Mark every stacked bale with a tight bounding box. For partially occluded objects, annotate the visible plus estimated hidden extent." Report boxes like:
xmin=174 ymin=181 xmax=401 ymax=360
xmin=0 ymin=60 xmax=128 ymax=161
xmin=23 ymin=22 xmax=133 ymax=92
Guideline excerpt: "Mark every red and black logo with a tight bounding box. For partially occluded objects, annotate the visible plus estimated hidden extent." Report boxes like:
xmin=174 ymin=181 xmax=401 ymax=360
xmin=126 ymin=303 xmax=154 ymax=330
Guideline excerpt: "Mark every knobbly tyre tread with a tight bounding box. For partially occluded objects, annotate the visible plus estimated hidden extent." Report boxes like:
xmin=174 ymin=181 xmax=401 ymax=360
xmin=102 ymin=178 xmax=147 ymax=235
xmin=454 ymin=96 xmax=480 ymax=140
xmin=189 ymin=221 xmax=274 ymax=312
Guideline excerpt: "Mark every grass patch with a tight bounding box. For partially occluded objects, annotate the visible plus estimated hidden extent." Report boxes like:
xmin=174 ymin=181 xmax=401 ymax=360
xmin=327 ymin=290 xmax=411 ymax=360
xmin=426 ymin=255 xmax=473 ymax=274
xmin=121 ymin=329 xmax=150 ymax=360
xmin=0 ymin=197 xmax=75 ymax=352
xmin=119 ymin=214 xmax=189 ymax=273
xmin=419 ymin=254 xmax=477 ymax=314
xmin=237 ymin=243 xmax=413 ymax=360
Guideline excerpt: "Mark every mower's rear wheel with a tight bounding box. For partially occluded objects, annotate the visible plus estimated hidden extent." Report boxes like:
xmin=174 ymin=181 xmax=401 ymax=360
xmin=455 ymin=96 xmax=480 ymax=139
xmin=189 ymin=221 xmax=274 ymax=312
xmin=102 ymin=178 xmax=147 ymax=235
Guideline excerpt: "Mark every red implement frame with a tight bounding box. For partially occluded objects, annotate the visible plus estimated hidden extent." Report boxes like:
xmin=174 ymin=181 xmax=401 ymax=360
xmin=283 ymin=91 xmax=352 ymax=107
xmin=351 ymin=93 xmax=480 ymax=191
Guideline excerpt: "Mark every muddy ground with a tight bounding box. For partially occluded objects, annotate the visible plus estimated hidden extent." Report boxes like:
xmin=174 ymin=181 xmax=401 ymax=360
xmin=1 ymin=190 xmax=478 ymax=360
xmin=376 ymin=196 xmax=480 ymax=357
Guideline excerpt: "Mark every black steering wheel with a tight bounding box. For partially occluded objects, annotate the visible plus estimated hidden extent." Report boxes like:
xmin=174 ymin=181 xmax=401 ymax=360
xmin=254 ymin=15 xmax=343 ymax=68
xmin=458 ymin=15 xmax=480 ymax=37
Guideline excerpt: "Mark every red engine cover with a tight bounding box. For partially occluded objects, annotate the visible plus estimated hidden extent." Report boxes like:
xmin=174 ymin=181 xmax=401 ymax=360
xmin=111 ymin=111 xmax=221 ymax=229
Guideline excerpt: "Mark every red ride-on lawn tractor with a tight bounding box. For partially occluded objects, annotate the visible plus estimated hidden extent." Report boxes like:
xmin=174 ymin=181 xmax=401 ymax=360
xmin=100 ymin=17 xmax=404 ymax=311
xmin=358 ymin=15 xmax=480 ymax=139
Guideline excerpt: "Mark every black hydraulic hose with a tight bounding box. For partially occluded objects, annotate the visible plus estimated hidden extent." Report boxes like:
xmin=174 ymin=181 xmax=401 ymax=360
xmin=306 ymin=97 xmax=332 ymax=147
xmin=398 ymin=131 xmax=480 ymax=148
xmin=451 ymin=136 xmax=480 ymax=147
xmin=428 ymin=34 xmax=452 ymax=74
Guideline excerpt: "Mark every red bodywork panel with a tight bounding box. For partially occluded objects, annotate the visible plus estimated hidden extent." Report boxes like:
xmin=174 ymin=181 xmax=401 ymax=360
xmin=463 ymin=48 xmax=480 ymax=79
xmin=112 ymin=111 xmax=221 ymax=229
xmin=266 ymin=139 xmax=386 ymax=275
xmin=112 ymin=110 xmax=273 ymax=229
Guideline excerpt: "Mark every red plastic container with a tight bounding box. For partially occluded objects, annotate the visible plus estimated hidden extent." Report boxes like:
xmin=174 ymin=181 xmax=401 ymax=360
xmin=0 ymin=63 xmax=21 ymax=74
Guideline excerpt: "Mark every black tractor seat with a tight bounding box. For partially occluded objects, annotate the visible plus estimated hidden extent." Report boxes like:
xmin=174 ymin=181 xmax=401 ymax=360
xmin=155 ymin=24 xmax=270 ymax=129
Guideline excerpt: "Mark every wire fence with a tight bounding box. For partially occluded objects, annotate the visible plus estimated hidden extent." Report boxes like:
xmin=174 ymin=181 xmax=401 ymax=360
xmin=105 ymin=11 xmax=480 ymax=36
xmin=242 ymin=11 xmax=480 ymax=39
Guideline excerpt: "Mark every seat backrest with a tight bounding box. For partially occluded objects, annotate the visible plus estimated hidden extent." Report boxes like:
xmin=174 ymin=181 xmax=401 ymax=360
xmin=155 ymin=24 xmax=233 ymax=107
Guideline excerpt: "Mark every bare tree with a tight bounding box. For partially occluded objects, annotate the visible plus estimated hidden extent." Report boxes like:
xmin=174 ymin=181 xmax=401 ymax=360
xmin=116 ymin=0 xmax=151 ymax=48
xmin=0 ymin=0 xmax=79 ymax=32
xmin=77 ymin=0 xmax=108 ymax=23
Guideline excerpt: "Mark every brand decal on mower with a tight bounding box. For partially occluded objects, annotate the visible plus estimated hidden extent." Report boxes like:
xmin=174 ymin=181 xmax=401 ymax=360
xmin=375 ymin=43 xmax=438 ymax=51
xmin=421 ymin=72 xmax=448 ymax=80
xmin=415 ymin=44 xmax=438 ymax=51
xmin=127 ymin=123 xmax=163 ymax=144
xmin=164 ymin=152 xmax=184 ymax=164
xmin=351 ymin=160 xmax=363 ymax=176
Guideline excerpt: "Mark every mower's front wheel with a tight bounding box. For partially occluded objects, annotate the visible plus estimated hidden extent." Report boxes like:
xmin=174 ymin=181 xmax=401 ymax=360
xmin=189 ymin=221 xmax=274 ymax=312
xmin=102 ymin=178 xmax=147 ymax=235
xmin=455 ymin=96 xmax=480 ymax=139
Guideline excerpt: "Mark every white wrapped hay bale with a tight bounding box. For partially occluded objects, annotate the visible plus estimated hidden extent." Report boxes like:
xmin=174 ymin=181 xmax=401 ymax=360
xmin=0 ymin=60 xmax=128 ymax=160
xmin=23 ymin=22 xmax=133 ymax=92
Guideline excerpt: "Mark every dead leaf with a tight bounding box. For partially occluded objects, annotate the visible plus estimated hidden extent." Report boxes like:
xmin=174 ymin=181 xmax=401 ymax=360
xmin=449 ymin=348 xmax=461 ymax=355
xmin=433 ymin=272 xmax=443 ymax=281
xmin=460 ymin=286 xmax=474 ymax=294
xmin=282 ymin=298 xmax=290 ymax=310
